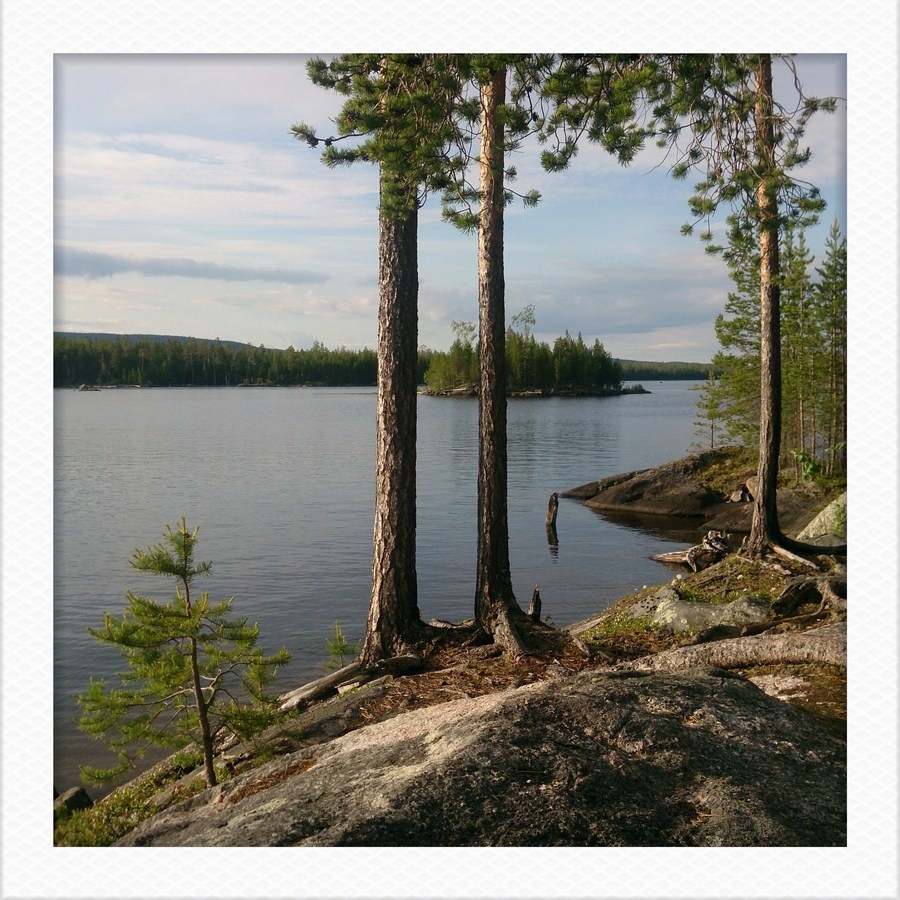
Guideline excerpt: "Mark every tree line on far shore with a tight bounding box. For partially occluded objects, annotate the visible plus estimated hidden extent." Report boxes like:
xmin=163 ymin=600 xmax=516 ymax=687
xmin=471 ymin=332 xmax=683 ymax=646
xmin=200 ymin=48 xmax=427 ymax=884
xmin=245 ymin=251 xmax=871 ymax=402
xmin=54 ymin=334 xmax=381 ymax=388
xmin=53 ymin=331 xmax=709 ymax=390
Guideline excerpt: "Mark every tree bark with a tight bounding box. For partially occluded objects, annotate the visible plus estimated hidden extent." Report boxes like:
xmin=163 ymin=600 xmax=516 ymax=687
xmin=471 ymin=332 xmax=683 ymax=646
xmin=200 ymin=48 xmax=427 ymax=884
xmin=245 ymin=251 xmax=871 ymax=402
xmin=745 ymin=54 xmax=784 ymax=559
xmin=473 ymin=66 xmax=527 ymax=656
xmin=361 ymin=171 xmax=422 ymax=665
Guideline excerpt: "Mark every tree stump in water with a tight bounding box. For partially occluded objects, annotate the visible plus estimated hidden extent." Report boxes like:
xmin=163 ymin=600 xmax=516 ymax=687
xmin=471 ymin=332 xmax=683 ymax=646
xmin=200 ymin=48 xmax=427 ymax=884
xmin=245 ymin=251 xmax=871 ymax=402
xmin=545 ymin=492 xmax=559 ymax=527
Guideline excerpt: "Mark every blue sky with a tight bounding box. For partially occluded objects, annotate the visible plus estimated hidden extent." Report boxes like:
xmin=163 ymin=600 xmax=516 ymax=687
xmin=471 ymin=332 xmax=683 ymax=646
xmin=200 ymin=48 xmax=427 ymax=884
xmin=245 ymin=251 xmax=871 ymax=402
xmin=54 ymin=54 xmax=847 ymax=362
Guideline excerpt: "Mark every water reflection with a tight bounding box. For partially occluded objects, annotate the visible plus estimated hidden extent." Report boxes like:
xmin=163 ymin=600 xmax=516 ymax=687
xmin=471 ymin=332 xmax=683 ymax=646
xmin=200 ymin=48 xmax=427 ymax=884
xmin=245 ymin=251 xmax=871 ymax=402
xmin=546 ymin=523 xmax=559 ymax=559
xmin=588 ymin=507 xmax=709 ymax=544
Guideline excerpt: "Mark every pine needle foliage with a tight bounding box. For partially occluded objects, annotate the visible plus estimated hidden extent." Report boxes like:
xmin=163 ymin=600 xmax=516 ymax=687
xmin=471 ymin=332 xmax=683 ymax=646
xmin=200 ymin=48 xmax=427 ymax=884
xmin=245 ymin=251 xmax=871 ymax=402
xmin=645 ymin=53 xmax=836 ymax=250
xmin=77 ymin=518 xmax=291 ymax=787
xmin=324 ymin=620 xmax=361 ymax=671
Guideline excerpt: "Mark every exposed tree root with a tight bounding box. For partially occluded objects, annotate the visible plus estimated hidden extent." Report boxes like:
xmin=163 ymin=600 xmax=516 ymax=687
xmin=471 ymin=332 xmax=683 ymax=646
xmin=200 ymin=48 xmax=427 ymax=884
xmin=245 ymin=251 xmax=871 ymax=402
xmin=486 ymin=604 xmax=532 ymax=658
xmin=610 ymin=620 xmax=846 ymax=673
xmin=781 ymin=533 xmax=847 ymax=557
xmin=360 ymin=617 xmax=478 ymax=668
xmin=740 ymin=527 xmax=846 ymax=573
xmin=771 ymin=574 xmax=847 ymax=616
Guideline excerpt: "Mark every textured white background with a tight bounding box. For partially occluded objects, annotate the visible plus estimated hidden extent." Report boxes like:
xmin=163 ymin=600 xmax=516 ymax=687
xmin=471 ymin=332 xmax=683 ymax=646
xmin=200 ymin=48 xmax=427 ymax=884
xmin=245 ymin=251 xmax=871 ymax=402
xmin=1 ymin=1 xmax=897 ymax=897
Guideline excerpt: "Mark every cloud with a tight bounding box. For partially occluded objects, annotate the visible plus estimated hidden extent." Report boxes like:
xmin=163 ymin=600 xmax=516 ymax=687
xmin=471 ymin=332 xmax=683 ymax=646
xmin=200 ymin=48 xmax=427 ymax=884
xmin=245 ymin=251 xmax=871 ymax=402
xmin=57 ymin=130 xmax=380 ymax=239
xmin=55 ymin=244 xmax=329 ymax=286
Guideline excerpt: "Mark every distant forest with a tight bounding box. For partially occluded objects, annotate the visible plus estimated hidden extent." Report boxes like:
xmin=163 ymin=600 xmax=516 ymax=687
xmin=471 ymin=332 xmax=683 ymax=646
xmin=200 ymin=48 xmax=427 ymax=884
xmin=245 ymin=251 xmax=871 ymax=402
xmin=53 ymin=333 xmax=711 ymax=389
xmin=54 ymin=333 xmax=382 ymax=388
xmin=617 ymin=359 xmax=713 ymax=381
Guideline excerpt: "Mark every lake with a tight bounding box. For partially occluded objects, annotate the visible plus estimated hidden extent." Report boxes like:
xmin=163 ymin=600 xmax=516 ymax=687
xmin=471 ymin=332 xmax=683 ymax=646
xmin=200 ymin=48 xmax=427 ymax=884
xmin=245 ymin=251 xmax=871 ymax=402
xmin=54 ymin=381 xmax=706 ymax=793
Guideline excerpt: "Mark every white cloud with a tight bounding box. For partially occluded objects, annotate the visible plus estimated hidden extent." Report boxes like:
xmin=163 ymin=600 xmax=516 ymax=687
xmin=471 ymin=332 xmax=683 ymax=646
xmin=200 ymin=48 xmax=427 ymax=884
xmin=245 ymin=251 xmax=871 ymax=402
xmin=58 ymin=131 xmax=378 ymax=235
xmin=51 ymin=53 xmax=848 ymax=361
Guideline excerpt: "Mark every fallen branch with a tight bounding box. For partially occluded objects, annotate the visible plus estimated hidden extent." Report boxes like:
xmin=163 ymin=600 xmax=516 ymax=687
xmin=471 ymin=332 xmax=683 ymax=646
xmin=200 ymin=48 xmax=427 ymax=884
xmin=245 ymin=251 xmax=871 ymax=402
xmin=652 ymin=531 xmax=729 ymax=572
xmin=278 ymin=654 xmax=423 ymax=712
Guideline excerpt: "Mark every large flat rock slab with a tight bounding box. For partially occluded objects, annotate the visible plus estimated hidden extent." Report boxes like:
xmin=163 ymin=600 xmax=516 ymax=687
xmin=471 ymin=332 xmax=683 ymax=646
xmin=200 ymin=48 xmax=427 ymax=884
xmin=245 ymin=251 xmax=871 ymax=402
xmin=565 ymin=448 xmax=838 ymax=536
xmin=572 ymin=448 xmax=730 ymax=517
xmin=117 ymin=667 xmax=846 ymax=847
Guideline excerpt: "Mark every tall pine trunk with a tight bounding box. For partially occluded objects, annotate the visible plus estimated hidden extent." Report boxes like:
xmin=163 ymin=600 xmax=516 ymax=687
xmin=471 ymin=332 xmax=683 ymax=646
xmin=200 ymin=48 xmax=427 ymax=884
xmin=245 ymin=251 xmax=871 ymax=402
xmin=746 ymin=54 xmax=784 ymax=557
xmin=474 ymin=66 xmax=526 ymax=654
xmin=361 ymin=171 xmax=421 ymax=664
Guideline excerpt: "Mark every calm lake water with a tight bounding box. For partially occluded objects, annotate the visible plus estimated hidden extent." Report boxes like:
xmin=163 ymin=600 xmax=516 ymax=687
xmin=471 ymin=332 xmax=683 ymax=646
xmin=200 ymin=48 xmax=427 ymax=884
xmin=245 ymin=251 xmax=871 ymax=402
xmin=54 ymin=381 xmax=705 ymax=793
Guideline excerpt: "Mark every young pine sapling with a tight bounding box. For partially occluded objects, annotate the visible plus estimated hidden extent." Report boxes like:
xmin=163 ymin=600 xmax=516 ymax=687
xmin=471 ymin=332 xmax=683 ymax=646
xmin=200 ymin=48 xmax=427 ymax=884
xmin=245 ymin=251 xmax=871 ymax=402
xmin=77 ymin=518 xmax=291 ymax=788
xmin=324 ymin=620 xmax=361 ymax=671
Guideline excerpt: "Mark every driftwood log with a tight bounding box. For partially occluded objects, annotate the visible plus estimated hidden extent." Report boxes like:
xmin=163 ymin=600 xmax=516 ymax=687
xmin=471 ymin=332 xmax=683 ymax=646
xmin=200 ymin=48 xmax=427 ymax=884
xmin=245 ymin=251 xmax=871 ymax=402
xmin=652 ymin=530 xmax=730 ymax=572
xmin=612 ymin=620 xmax=846 ymax=673
xmin=278 ymin=654 xmax=423 ymax=712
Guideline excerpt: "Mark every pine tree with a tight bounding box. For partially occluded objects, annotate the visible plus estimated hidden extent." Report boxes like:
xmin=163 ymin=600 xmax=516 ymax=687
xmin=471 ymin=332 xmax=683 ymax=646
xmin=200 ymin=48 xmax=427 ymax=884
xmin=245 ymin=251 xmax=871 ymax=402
xmin=471 ymin=59 xmax=527 ymax=655
xmin=780 ymin=221 xmax=818 ymax=478
xmin=813 ymin=217 xmax=847 ymax=476
xmin=648 ymin=53 xmax=839 ymax=558
xmin=293 ymin=55 xmax=468 ymax=663
xmin=77 ymin=518 xmax=290 ymax=788
xmin=692 ymin=371 xmax=729 ymax=449
xmin=324 ymin=621 xmax=361 ymax=671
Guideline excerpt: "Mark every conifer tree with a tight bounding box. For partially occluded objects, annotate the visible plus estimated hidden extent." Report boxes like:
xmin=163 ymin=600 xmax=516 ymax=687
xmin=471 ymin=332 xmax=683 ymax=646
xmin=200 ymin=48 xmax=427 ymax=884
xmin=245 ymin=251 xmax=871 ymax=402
xmin=293 ymin=55 xmax=469 ymax=663
xmin=813 ymin=217 xmax=847 ymax=476
xmin=646 ymin=53 xmax=839 ymax=558
xmin=472 ymin=58 xmax=524 ymax=653
xmin=77 ymin=518 xmax=290 ymax=788
xmin=710 ymin=217 xmax=763 ymax=445
xmin=780 ymin=221 xmax=818 ymax=477
xmin=693 ymin=371 xmax=729 ymax=449
xmin=298 ymin=54 xmax=661 ymax=655
xmin=440 ymin=54 xmax=647 ymax=650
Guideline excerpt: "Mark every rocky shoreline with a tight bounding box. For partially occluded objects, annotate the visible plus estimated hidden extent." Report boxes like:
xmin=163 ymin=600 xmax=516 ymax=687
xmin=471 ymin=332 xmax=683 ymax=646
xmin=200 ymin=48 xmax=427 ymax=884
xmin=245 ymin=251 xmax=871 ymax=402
xmin=55 ymin=448 xmax=847 ymax=847
xmin=563 ymin=445 xmax=846 ymax=541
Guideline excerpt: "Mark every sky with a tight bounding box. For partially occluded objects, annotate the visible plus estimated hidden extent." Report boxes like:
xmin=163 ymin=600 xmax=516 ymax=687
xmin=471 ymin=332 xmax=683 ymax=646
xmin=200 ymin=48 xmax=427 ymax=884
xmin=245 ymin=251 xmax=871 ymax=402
xmin=53 ymin=54 xmax=847 ymax=363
